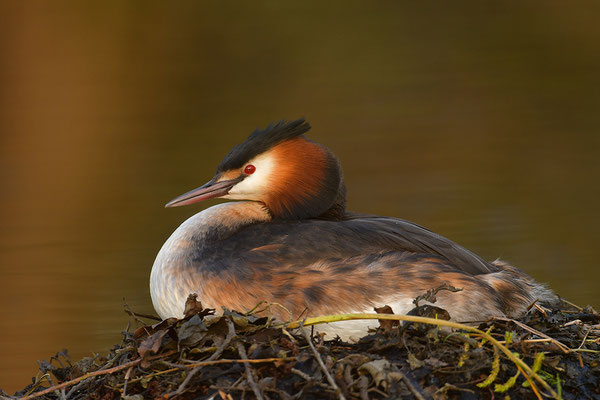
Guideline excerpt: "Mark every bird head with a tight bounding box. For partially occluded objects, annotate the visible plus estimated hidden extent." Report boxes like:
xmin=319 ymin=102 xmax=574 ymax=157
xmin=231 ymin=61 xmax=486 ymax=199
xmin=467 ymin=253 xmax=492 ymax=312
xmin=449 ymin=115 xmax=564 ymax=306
xmin=165 ymin=119 xmax=346 ymax=220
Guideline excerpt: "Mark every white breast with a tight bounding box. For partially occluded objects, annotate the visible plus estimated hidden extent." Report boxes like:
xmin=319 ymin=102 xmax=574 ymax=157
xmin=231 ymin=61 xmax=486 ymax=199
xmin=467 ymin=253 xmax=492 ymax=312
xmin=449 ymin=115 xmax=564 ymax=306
xmin=150 ymin=201 xmax=271 ymax=319
xmin=150 ymin=203 xmax=237 ymax=318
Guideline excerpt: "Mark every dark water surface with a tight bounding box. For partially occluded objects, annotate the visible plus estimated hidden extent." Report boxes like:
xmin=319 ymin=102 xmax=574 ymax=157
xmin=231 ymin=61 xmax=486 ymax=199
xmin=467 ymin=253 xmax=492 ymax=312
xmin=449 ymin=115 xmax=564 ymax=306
xmin=1 ymin=2 xmax=599 ymax=393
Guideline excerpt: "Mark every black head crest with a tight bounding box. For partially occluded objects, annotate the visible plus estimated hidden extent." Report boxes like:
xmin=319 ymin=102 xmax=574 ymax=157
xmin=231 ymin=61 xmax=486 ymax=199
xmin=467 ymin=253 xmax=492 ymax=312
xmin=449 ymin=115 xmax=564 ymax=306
xmin=217 ymin=118 xmax=311 ymax=172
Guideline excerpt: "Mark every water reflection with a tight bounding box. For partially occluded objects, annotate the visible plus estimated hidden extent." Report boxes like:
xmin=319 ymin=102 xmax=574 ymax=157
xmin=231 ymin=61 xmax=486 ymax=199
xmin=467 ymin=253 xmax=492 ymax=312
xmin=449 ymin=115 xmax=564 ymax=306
xmin=1 ymin=2 xmax=599 ymax=393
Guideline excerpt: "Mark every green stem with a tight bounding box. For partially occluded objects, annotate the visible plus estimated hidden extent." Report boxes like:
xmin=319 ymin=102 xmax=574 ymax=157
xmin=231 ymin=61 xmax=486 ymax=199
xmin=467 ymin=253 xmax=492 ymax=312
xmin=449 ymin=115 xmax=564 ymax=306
xmin=284 ymin=313 xmax=558 ymax=399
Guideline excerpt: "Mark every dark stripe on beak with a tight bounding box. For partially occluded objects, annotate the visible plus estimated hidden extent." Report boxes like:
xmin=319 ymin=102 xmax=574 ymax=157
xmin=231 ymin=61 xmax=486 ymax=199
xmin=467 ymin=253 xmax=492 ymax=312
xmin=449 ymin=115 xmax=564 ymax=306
xmin=165 ymin=176 xmax=242 ymax=208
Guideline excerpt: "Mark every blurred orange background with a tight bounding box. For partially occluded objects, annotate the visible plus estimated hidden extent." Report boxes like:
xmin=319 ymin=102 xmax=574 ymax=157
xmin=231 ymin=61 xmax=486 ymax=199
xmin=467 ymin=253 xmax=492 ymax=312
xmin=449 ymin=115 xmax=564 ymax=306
xmin=1 ymin=2 xmax=599 ymax=393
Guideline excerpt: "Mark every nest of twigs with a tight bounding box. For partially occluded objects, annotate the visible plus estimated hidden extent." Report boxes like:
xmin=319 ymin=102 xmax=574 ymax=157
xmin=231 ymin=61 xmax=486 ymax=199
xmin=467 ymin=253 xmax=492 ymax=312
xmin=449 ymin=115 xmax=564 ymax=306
xmin=5 ymin=292 xmax=600 ymax=400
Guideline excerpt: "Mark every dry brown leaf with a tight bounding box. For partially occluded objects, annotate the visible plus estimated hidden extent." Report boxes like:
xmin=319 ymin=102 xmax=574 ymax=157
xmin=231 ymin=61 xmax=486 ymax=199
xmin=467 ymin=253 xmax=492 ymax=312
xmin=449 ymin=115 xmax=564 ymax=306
xmin=183 ymin=293 xmax=216 ymax=320
xmin=374 ymin=305 xmax=399 ymax=331
xmin=138 ymin=330 xmax=169 ymax=367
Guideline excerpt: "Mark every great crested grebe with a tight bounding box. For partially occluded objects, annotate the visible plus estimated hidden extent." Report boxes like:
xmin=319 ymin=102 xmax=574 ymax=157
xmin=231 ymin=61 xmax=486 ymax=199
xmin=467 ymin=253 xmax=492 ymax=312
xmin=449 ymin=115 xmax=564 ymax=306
xmin=150 ymin=119 xmax=558 ymax=339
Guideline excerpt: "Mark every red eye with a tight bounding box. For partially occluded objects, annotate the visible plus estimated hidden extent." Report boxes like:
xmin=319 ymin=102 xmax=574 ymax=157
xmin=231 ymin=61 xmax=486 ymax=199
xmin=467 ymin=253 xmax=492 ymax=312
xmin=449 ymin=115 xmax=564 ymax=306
xmin=244 ymin=164 xmax=256 ymax=175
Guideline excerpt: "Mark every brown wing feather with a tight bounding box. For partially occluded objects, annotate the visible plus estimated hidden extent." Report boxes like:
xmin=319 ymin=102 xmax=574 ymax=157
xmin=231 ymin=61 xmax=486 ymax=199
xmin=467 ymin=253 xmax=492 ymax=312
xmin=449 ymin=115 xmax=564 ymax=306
xmin=341 ymin=212 xmax=498 ymax=274
xmin=189 ymin=214 xmax=554 ymax=322
xmin=194 ymin=213 xmax=498 ymax=279
xmin=195 ymin=249 xmax=527 ymax=322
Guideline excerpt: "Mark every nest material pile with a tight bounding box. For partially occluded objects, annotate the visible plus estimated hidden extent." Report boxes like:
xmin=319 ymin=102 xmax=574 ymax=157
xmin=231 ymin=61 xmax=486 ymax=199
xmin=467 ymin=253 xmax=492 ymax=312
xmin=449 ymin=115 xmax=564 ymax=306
xmin=5 ymin=294 xmax=600 ymax=400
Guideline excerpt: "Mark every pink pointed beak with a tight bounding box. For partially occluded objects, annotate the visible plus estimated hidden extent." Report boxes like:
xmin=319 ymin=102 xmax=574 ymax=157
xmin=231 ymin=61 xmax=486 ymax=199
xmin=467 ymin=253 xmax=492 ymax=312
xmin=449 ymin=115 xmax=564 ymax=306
xmin=165 ymin=176 xmax=242 ymax=208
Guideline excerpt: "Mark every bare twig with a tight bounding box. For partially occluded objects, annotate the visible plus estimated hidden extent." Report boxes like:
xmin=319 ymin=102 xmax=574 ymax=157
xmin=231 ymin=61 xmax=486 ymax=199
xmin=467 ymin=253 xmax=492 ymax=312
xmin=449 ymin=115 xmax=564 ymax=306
xmin=168 ymin=357 xmax=294 ymax=370
xmin=493 ymin=317 xmax=570 ymax=354
xmin=533 ymin=303 xmax=549 ymax=318
xmin=299 ymin=325 xmax=346 ymax=400
xmin=290 ymin=368 xmax=332 ymax=390
xmin=577 ymin=327 xmax=592 ymax=351
xmin=516 ymin=365 xmax=542 ymax=400
xmin=117 ymin=367 xmax=179 ymax=387
xmin=235 ymin=342 xmax=265 ymax=400
xmin=397 ymin=370 xmax=426 ymax=400
xmin=561 ymin=298 xmax=583 ymax=311
xmin=526 ymin=298 xmax=539 ymax=311
xmin=122 ymin=365 xmax=134 ymax=396
xmin=413 ymin=283 xmax=462 ymax=307
xmin=65 ymin=378 xmax=89 ymax=400
xmin=21 ymin=350 xmax=177 ymax=400
xmin=119 ymin=356 xmax=293 ymax=389
xmin=123 ymin=300 xmax=161 ymax=322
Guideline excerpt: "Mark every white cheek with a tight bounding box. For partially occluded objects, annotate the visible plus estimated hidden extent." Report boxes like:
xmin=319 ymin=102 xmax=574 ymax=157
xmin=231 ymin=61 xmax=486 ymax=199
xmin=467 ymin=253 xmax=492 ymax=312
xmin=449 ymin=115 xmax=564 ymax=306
xmin=224 ymin=153 xmax=275 ymax=200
